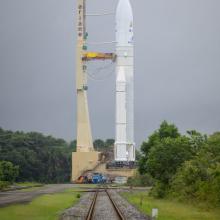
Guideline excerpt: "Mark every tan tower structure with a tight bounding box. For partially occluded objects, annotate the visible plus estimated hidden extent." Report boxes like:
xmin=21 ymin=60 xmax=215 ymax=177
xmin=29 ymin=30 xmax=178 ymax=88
xmin=75 ymin=0 xmax=93 ymax=152
xmin=72 ymin=0 xmax=115 ymax=181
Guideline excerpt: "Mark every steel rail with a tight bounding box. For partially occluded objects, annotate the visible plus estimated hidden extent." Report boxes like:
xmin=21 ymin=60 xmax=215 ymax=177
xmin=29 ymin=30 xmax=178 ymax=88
xmin=86 ymin=189 xmax=125 ymax=220
xmin=105 ymin=190 xmax=125 ymax=220
xmin=86 ymin=190 xmax=98 ymax=220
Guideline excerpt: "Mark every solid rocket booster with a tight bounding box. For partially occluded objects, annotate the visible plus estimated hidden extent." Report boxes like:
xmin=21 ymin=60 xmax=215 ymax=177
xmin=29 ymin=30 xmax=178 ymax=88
xmin=115 ymin=0 xmax=135 ymax=161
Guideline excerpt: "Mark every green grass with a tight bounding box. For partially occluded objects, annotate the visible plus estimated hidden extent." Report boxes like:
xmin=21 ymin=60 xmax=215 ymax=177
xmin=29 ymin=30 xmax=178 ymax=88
xmin=14 ymin=182 xmax=44 ymax=192
xmin=20 ymin=186 xmax=44 ymax=192
xmin=121 ymin=191 xmax=220 ymax=220
xmin=72 ymin=184 xmax=98 ymax=188
xmin=0 ymin=190 xmax=82 ymax=220
xmin=16 ymin=182 xmax=43 ymax=187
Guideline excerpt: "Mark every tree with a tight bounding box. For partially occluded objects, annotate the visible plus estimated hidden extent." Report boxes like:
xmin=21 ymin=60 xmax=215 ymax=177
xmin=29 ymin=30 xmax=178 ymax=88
xmin=138 ymin=121 xmax=197 ymax=198
xmin=135 ymin=149 xmax=142 ymax=161
xmin=105 ymin=139 xmax=115 ymax=148
xmin=169 ymin=132 xmax=220 ymax=206
xmin=139 ymin=121 xmax=181 ymax=174
xmin=186 ymin=130 xmax=207 ymax=153
xmin=170 ymin=153 xmax=220 ymax=206
xmin=69 ymin=140 xmax=77 ymax=152
xmin=141 ymin=121 xmax=180 ymax=155
xmin=0 ymin=128 xmax=72 ymax=183
xmin=158 ymin=121 xmax=180 ymax=139
xmin=0 ymin=161 xmax=19 ymax=183
xmin=205 ymin=132 xmax=220 ymax=157
xmin=93 ymin=139 xmax=105 ymax=151
xmin=146 ymin=136 xmax=192 ymax=184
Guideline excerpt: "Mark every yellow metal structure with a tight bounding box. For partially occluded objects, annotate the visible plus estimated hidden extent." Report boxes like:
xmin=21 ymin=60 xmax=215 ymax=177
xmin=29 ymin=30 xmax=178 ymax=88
xmin=72 ymin=151 xmax=100 ymax=181
xmin=75 ymin=1 xmax=116 ymax=153
xmin=76 ymin=0 xmax=93 ymax=152
xmin=83 ymin=52 xmax=116 ymax=61
xmin=72 ymin=0 xmax=116 ymax=182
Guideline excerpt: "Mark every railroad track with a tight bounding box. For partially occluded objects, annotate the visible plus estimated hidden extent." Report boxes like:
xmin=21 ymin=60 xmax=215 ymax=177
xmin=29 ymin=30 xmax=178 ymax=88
xmin=86 ymin=189 xmax=125 ymax=220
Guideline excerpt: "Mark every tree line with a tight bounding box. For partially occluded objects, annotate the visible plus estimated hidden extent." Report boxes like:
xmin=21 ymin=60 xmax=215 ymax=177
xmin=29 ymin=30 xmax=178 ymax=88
xmin=0 ymin=127 xmax=114 ymax=186
xmin=137 ymin=121 xmax=220 ymax=207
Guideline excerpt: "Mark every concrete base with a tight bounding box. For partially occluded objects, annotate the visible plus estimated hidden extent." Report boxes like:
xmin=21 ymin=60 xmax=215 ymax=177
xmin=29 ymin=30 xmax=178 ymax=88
xmin=106 ymin=168 xmax=137 ymax=178
xmin=72 ymin=151 xmax=100 ymax=182
xmin=94 ymin=162 xmax=137 ymax=178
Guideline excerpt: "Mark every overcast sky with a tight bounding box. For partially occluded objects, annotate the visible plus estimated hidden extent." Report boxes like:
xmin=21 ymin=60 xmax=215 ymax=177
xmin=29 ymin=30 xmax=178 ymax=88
xmin=0 ymin=0 xmax=220 ymax=146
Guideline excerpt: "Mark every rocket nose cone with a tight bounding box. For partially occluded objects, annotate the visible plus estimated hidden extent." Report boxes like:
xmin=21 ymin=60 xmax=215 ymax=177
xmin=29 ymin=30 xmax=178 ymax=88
xmin=116 ymin=0 xmax=134 ymax=46
xmin=116 ymin=0 xmax=133 ymax=18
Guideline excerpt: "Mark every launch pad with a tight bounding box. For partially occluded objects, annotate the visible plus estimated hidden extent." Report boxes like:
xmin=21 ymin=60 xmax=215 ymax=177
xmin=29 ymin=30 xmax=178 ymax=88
xmin=72 ymin=151 xmax=100 ymax=181
xmin=72 ymin=0 xmax=135 ymax=182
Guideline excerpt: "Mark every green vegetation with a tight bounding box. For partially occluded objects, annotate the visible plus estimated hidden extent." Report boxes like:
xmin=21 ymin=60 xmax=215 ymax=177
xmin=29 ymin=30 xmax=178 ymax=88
xmin=122 ymin=191 xmax=220 ymax=220
xmin=0 ymin=127 xmax=114 ymax=184
xmin=16 ymin=182 xmax=44 ymax=192
xmin=20 ymin=186 xmax=44 ymax=192
xmin=0 ymin=161 xmax=19 ymax=190
xmin=16 ymin=182 xmax=43 ymax=187
xmin=0 ymin=189 xmax=82 ymax=220
xmin=93 ymin=139 xmax=114 ymax=151
xmin=127 ymin=173 xmax=154 ymax=187
xmin=0 ymin=128 xmax=72 ymax=183
xmin=138 ymin=121 xmax=220 ymax=207
xmin=170 ymin=132 xmax=220 ymax=206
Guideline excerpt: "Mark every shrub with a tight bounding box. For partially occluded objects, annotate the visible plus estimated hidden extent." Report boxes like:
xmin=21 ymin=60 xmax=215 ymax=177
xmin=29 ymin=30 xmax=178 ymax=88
xmin=0 ymin=181 xmax=10 ymax=190
xmin=149 ymin=181 xmax=168 ymax=198
xmin=170 ymin=156 xmax=220 ymax=207
xmin=127 ymin=173 xmax=154 ymax=187
xmin=0 ymin=161 xmax=19 ymax=183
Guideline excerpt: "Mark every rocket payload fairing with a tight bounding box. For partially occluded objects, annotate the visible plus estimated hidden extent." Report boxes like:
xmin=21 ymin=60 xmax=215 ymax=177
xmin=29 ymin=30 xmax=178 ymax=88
xmin=115 ymin=0 xmax=135 ymax=161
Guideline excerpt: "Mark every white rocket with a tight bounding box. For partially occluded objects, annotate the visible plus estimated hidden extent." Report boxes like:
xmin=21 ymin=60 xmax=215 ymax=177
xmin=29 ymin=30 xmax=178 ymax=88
xmin=115 ymin=0 xmax=135 ymax=161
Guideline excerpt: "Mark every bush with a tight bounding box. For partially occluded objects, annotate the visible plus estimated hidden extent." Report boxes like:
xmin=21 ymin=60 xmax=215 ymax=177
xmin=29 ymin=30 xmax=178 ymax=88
xmin=146 ymin=137 xmax=193 ymax=185
xmin=0 ymin=181 xmax=10 ymax=190
xmin=149 ymin=181 xmax=168 ymax=198
xmin=170 ymin=155 xmax=220 ymax=206
xmin=0 ymin=161 xmax=19 ymax=183
xmin=127 ymin=173 xmax=154 ymax=187
xmin=138 ymin=122 xmax=220 ymax=206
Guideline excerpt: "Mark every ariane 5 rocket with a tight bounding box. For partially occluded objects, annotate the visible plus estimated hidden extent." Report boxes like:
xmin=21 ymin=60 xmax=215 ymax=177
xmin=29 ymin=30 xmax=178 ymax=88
xmin=115 ymin=0 xmax=135 ymax=161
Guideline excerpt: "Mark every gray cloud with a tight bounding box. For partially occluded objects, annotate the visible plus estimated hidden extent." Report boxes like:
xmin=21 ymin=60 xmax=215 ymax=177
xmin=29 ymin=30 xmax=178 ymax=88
xmin=0 ymin=0 xmax=220 ymax=146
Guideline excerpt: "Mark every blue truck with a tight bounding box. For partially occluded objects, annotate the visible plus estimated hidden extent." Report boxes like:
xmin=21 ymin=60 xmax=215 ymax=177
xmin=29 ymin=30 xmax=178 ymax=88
xmin=92 ymin=173 xmax=106 ymax=184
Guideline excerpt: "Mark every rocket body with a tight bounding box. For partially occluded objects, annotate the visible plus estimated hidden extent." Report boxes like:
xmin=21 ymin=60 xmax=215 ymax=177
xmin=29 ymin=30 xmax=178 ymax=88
xmin=115 ymin=0 xmax=135 ymax=161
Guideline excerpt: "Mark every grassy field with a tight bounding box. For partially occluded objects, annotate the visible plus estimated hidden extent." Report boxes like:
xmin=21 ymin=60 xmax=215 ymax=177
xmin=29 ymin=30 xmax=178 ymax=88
xmin=16 ymin=182 xmax=43 ymax=187
xmin=121 ymin=191 xmax=220 ymax=220
xmin=0 ymin=189 xmax=81 ymax=220
xmin=15 ymin=182 xmax=44 ymax=192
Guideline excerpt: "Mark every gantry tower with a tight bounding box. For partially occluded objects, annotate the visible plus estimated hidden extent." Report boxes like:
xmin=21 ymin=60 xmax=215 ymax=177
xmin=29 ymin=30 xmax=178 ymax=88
xmin=76 ymin=0 xmax=93 ymax=152
xmin=76 ymin=0 xmax=115 ymax=153
xmin=72 ymin=0 xmax=115 ymax=181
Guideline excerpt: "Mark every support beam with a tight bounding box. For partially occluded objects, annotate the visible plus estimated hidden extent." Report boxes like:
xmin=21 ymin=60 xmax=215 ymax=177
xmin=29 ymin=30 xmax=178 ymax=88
xmin=82 ymin=52 xmax=116 ymax=61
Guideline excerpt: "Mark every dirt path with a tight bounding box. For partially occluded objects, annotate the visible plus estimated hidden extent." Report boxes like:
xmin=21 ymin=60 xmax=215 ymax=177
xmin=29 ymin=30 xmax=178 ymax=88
xmin=0 ymin=184 xmax=75 ymax=207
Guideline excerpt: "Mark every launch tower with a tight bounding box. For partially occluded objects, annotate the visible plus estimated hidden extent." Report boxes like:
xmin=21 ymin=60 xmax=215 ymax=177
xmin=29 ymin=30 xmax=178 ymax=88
xmin=72 ymin=0 xmax=136 ymax=181
xmin=72 ymin=0 xmax=116 ymax=181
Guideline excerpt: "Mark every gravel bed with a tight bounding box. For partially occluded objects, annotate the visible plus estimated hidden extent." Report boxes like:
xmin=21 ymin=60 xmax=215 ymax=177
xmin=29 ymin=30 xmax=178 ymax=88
xmin=60 ymin=192 xmax=94 ymax=220
xmin=60 ymin=189 xmax=151 ymax=220
xmin=108 ymin=190 xmax=151 ymax=220
xmin=92 ymin=191 xmax=120 ymax=220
